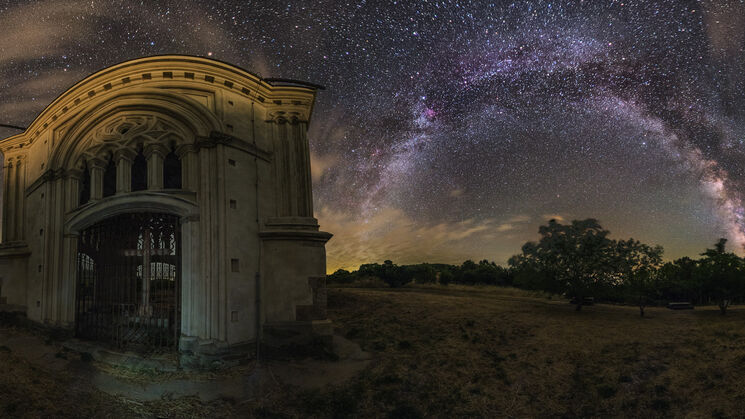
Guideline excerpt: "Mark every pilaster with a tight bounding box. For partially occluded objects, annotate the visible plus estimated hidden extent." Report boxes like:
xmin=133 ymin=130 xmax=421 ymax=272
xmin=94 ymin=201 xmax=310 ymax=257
xmin=176 ymin=144 xmax=199 ymax=192
xmin=2 ymin=159 xmax=15 ymax=242
xmin=115 ymin=149 xmax=136 ymax=194
xmin=145 ymin=144 xmax=168 ymax=190
xmin=89 ymin=158 xmax=106 ymax=201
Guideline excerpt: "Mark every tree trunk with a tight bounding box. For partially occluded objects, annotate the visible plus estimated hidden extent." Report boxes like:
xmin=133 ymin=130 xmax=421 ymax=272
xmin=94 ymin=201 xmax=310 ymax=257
xmin=639 ymin=305 xmax=645 ymax=317
xmin=719 ymin=300 xmax=729 ymax=315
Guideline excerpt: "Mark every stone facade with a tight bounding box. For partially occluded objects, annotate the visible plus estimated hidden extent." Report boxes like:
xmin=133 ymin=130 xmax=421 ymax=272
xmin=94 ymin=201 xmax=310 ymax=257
xmin=0 ymin=55 xmax=332 ymax=357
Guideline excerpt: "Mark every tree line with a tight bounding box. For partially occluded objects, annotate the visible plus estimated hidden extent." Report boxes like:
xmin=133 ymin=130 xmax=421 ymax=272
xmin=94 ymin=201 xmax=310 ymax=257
xmin=328 ymin=218 xmax=745 ymax=316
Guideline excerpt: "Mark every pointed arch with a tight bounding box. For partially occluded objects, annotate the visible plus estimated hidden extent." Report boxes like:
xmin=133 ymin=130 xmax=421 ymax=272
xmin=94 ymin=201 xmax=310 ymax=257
xmin=50 ymin=90 xmax=221 ymax=171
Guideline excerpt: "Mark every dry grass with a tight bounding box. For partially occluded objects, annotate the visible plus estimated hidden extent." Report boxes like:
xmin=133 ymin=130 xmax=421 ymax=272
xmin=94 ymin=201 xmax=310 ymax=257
xmin=0 ymin=326 xmax=135 ymax=418
xmin=270 ymin=286 xmax=745 ymax=418
xmin=4 ymin=285 xmax=745 ymax=417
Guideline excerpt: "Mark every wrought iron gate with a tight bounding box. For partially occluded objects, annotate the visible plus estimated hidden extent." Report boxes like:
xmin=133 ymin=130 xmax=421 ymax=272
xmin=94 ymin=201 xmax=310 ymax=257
xmin=76 ymin=212 xmax=181 ymax=352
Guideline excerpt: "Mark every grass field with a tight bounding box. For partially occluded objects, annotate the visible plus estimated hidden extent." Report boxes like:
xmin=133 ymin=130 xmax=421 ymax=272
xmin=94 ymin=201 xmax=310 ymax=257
xmin=3 ymin=285 xmax=745 ymax=417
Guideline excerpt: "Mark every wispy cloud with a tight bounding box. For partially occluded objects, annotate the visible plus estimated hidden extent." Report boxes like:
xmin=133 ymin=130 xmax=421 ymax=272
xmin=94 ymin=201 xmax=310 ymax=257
xmin=449 ymin=188 xmax=465 ymax=198
xmin=318 ymin=206 xmax=534 ymax=272
xmin=310 ymin=152 xmax=338 ymax=182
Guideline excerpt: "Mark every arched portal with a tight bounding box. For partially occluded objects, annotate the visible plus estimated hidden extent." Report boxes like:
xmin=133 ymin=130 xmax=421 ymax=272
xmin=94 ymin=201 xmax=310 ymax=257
xmin=75 ymin=212 xmax=180 ymax=351
xmin=0 ymin=55 xmax=332 ymax=362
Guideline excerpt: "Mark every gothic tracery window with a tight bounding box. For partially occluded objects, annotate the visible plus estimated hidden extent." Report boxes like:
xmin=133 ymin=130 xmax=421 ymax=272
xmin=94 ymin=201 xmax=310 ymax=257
xmin=131 ymin=148 xmax=147 ymax=191
xmin=103 ymin=156 xmax=116 ymax=197
xmin=79 ymin=160 xmax=91 ymax=206
xmin=163 ymin=150 xmax=182 ymax=189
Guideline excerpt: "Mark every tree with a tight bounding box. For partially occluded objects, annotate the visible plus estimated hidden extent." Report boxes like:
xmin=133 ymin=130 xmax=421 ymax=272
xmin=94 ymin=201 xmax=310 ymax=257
xmin=407 ymin=264 xmax=437 ymax=284
xmin=509 ymin=219 xmax=616 ymax=311
xmin=697 ymin=239 xmax=743 ymax=314
xmin=379 ymin=260 xmax=413 ymax=288
xmin=438 ymin=269 xmax=454 ymax=285
xmin=658 ymin=257 xmax=698 ymax=303
xmin=328 ymin=268 xmax=354 ymax=284
xmin=613 ymin=239 xmax=664 ymax=316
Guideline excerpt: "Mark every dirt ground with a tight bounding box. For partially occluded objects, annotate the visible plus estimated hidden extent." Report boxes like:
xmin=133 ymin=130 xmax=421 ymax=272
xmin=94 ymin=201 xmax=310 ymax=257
xmin=4 ymin=285 xmax=745 ymax=417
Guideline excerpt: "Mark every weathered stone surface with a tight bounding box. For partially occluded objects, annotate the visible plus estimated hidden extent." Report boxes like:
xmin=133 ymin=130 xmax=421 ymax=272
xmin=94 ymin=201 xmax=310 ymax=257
xmin=0 ymin=55 xmax=332 ymax=360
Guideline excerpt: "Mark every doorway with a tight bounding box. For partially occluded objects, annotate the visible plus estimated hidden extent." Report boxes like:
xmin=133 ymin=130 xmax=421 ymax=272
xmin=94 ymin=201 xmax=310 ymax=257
xmin=75 ymin=212 xmax=181 ymax=352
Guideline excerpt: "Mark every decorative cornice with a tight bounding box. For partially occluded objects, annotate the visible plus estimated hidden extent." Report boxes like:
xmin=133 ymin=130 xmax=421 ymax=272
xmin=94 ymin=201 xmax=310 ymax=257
xmin=198 ymin=131 xmax=272 ymax=162
xmin=114 ymin=147 xmax=138 ymax=162
xmin=266 ymin=110 xmax=309 ymax=124
xmin=258 ymin=230 xmax=333 ymax=243
xmin=175 ymin=143 xmax=198 ymax=158
xmin=0 ymin=242 xmax=31 ymax=258
xmin=144 ymin=143 xmax=170 ymax=159
xmin=0 ymin=55 xmax=319 ymax=151
xmin=88 ymin=157 xmax=108 ymax=169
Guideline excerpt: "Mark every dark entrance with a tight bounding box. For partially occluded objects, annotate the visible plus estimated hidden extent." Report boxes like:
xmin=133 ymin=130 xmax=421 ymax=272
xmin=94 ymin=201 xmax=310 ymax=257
xmin=75 ymin=212 xmax=181 ymax=352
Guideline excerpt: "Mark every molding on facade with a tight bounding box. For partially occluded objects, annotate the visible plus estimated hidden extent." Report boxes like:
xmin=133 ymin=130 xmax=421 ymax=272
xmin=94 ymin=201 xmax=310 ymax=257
xmin=65 ymin=191 xmax=199 ymax=234
xmin=0 ymin=55 xmax=318 ymax=153
xmin=0 ymin=242 xmax=31 ymax=258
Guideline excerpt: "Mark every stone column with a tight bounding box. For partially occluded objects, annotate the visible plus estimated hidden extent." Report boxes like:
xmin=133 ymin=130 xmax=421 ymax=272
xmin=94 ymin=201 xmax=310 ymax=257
xmin=272 ymin=118 xmax=292 ymax=216
xmin=14 ymin=157 xmax=25 ymax=240
xmin=176 ymin=145 xmax=199 ymax=192
xmin=63 ymin=170 xmax=81 ymax=212
xmin=115 ymin=149 xmax=135 ymax=194
xmin=145 ymin=144 xmax=168 ymax=190
xmin=269 ymin=114 xmax=315 ymax=218
xmin=2 ymin=159 xmax=15 ymax=242
xmin=179 ymin=214 xmax=202 ymax=339
xmin=293 ymin=120 xmax=313 ymax=217
xmin=60 ymin=233 xmax=78 ymax=326
xmin=59 ymin=168 xmax=82 ymax=325
xmin=89 ymin=158 xmax=105 ymax=201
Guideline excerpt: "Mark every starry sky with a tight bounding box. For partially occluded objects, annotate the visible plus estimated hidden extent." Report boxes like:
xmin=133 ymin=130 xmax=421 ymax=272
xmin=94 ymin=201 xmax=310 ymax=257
xmin=1 ymin=0 xmax=745 ymax=272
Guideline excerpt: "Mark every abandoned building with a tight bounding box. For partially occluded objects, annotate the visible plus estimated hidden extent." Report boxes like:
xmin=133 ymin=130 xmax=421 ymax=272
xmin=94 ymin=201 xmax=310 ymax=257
xmin=0 ymin=55 xmax=332 ymax=360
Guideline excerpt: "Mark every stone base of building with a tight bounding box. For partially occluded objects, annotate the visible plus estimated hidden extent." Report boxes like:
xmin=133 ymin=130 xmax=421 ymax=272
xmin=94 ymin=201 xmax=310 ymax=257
xmin=178 ymin=337 xmax=256 ymax=370
xmin=261 ymin=319 xmax=335 ymax=359
xmin=2 ymin=305 xmax=336 ymax=370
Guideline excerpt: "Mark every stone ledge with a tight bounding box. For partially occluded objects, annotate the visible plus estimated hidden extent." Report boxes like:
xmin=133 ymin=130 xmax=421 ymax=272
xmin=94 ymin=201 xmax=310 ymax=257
xmin=178 ymin=337 xmax=255 ymax=370
xmin=264 ymin=216 xmax=320 ymax=230
xmin=258 ymin=229 xmax=333 ymax=242
xmin=0 ymin=303 xmax=27 ymax=314
xmin=0 ymin=241 xmax=31 ymax=258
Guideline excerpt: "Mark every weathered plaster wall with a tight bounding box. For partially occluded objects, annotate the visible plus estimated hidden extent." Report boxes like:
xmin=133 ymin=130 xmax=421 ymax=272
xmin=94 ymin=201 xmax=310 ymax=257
xmin=0 ymin=55 xmax=331 ymax=354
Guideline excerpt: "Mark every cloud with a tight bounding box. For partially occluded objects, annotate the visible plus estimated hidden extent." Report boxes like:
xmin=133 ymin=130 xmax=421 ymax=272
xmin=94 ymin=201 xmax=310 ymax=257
xmin=702 ymin=1 xmax=745 ymax=60
xmin=11 ymin=71 xmax=84 ymax=97
xmin=496 ymin=215 xmax=532 ymax=232
xmin=508 ymin=215 xmax=532 ymax=223
xmin=449 ymin=188 xmax=464 ymax=198
xmin=0 ymin=100 xmax=49 ymax=124
xmin=0 ymin=0 xmax=243 ymax=127
xmin=318 ymin=207 xmax=534 ymax=272
xmin=310 ymin=152 xmax=338 ymax=182
xmin=0 ymin=0 xmax=112 ymax=65
xmin=0 ymin=0 xmax=239 ymax=69
xmin=496 ymin=223 xmax=517 ymax=232
xmin=0 ymin=71 xmax=87 ymax=125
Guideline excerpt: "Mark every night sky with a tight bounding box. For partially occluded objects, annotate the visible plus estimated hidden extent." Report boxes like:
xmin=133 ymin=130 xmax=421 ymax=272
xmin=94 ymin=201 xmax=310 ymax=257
xmin=1 ymin=0 xmax=744 ymax=272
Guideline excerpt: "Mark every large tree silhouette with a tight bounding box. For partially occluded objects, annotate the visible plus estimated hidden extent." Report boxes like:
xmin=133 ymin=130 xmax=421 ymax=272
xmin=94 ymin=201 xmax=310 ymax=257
xmin=509 ymin=219 xmax=616 ymax=311
xmin=698 ymin=239 xmax=744 ymax=315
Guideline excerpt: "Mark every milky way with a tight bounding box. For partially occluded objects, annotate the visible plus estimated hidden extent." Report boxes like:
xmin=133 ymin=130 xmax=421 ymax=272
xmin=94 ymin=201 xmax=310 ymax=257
xmin=1 ymin=0 xmax=744 ymax=271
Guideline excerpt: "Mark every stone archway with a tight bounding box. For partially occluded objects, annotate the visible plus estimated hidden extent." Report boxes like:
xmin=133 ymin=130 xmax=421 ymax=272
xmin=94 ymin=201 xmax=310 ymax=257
xmin=63 ymin=192 xmax=199 ymax=351
xmin=75 ymin=212 xmax=180 ymax=351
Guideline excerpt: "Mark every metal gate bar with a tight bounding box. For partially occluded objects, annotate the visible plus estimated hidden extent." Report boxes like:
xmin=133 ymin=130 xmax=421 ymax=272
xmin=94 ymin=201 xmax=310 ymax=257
xmin=75 ymin=212 xmax=180 ymax=352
